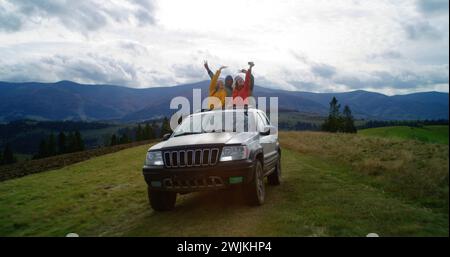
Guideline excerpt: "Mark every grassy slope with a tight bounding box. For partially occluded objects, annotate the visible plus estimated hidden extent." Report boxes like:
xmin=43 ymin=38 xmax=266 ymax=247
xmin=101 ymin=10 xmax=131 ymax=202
xmin=280 ymin=132 xmax=449 ymax=213
xmin=0 ymin=133 xmax=448 ymax=236
xmin=359 ymin=125 xmax=448 ymax=145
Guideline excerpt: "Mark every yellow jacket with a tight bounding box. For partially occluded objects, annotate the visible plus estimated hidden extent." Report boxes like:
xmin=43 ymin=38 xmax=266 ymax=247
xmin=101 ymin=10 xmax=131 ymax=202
xmin=208 ymin=70 xmax=226 ymax=109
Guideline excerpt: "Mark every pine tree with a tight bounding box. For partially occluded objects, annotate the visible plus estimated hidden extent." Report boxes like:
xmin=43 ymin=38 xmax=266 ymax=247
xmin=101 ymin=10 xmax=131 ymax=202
xmin=47 ymin=133 xmax=57 ymax=156
xmin=119 ymin=133 xmax=130 ymax=144
xmin=110 ymin=134 xmax=117 ymax=146
xmin=151 ymin=122 xmax=159 ymax=138
xmin=67 ymin=132 xmax=77 ymax=153
xmin=38 ymin=139 xmax=49 ymax=158
xmin=58 ymin=132 xmax=67 ymax=154
xmin=322 ymin=97 xmax=342 ymax=133
xmin=143 ymin=123 xmax=154 ymax=140
xmin=342 ymin=105 xmax=357 ymax=133
xmin=74 ymin=130 xmax=84 ymax=151
xmin=118 ymin=127 xmax=132 ymax=144
xmin=160 ymin=117 xmax=172 ymax=137
xmin=136 ymin=124 xmax=143 ymax=141
xmin=143 ymin=123 xmax=149 ymax=140
xmin=2 ymin=143 xmax=16 ymax=164
xmin=0 ymin=148 xmax=3 ymax=164
xmin=149 ymin=123 xmax=155 ymax=139
xmin=35 ymin=139 xmax=48 ymax=159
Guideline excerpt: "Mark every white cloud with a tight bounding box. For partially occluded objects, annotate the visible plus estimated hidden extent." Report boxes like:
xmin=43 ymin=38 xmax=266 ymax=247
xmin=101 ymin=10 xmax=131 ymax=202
xmin=0 ymin=0 xmax=448 ymax=95
xmin=0 ymin=0 xmax=155 ymax=32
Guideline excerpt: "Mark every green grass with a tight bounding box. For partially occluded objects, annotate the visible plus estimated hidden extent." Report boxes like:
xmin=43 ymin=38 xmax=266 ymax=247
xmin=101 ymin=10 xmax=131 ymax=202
xmin=0 ymin=133 xmax=448 ymax=236
xmin=280 ymin=131 xmax=449 ymax=214
xmin=359 ymin=125 xmax=449 ymax=145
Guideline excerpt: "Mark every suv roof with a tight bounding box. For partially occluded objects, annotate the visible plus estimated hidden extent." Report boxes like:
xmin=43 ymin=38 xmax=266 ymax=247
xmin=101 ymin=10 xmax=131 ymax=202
xmin=194 ymin=107 xmax=262 ymax=115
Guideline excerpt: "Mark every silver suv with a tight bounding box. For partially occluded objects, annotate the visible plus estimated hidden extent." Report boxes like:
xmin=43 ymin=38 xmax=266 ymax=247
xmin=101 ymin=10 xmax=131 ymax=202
xmin=142 ymin=108 xmax=281 ymax=211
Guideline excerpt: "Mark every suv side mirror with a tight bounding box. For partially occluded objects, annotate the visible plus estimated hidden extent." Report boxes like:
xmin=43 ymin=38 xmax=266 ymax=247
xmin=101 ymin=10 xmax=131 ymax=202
xmin=162 ymin=133 xmax=171 ymax=141
xmin=259 ymin=125 xmax=276 ymax=136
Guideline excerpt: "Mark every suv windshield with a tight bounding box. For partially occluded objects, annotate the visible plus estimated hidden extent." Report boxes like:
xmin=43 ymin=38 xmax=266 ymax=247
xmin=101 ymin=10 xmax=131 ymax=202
xmin=172 ymin=110 xmax=258 ymax=137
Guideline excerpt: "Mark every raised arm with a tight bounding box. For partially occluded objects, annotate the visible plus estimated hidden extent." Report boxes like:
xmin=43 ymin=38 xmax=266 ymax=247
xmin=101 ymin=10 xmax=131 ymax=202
xmin=204 ymin=60 xmax=214 ymax=79
xmin=243 ymin=62 xmax=254 ymax=94
xmin=209 ymin=66 xmax=227 ymax=96
xmin=240 ymin=68 xmax=254 ymax=95
xmin=250 ymin=73 xmax=254 ymax=93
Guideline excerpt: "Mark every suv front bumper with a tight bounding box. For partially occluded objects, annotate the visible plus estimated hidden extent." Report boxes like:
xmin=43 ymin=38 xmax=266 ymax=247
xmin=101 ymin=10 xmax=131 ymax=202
xmin=142 ymin=160 xmax=255 ymax=192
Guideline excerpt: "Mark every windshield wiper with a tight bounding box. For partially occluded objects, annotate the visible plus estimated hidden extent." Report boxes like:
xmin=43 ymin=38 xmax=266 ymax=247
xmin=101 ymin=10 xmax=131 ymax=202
xmin=173 ymin=131 xmax=202 ymax=137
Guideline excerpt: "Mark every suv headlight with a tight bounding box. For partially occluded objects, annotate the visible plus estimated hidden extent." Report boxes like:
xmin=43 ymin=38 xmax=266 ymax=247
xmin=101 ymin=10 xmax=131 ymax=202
xmin=145 ymin=151 xmax=163 ymax=166
xmin=220 ymin=146 xmax=249 ymax=162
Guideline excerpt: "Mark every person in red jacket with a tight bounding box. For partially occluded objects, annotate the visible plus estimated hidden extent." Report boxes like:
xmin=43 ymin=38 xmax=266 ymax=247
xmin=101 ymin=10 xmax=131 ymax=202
xmin=232 ymin=62 xmax=254 ymax=105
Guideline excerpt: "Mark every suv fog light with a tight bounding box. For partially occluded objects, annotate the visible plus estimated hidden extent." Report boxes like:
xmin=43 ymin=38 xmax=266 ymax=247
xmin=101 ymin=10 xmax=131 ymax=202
xmin=229 ymin=176 xmax=244 ymax=184
xmin=151 ymin=181 xmax=162 ymax=187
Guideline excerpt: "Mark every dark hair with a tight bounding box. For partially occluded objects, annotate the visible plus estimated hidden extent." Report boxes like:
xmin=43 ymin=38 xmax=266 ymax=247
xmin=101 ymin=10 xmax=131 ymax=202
xmin=225 ymin=75 xmax=233 ymax=87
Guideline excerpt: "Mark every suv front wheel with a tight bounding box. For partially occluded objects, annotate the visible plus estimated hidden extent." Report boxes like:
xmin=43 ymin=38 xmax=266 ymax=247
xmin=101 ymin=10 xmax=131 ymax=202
xmin=245 ymin=160 xmax=265 ymax=206
xmin=148 ymin=188 xmax=177 ymax=211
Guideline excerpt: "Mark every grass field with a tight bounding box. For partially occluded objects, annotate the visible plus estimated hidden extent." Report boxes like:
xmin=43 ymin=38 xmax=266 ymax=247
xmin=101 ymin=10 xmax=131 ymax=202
xmin=0 ymin=132 xmax=448 ymax=236
xmin=359 ymin=125 xmax=448 ymax=145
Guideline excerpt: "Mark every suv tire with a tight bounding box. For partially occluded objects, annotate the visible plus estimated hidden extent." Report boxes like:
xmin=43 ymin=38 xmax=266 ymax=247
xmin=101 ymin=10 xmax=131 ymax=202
xmin=245 ymin=160 xmax=265 ymax=206
xmin=268 ymin=155 xmax=281 ymax=185
xmin=148 ymin=188 xmax=177 ymax=211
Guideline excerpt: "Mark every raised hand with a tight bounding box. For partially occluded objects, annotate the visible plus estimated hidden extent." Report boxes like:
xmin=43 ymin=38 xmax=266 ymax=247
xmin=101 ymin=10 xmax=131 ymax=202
xmin=248 ymin=62 xmax=255 ymax=67
xmin=219 ymin=66 xmax=228 ymax=70
xmin=239 ymin=69 xmax=247 ymax=73
xmin=204 ymin=60 xmax=209 ymax=69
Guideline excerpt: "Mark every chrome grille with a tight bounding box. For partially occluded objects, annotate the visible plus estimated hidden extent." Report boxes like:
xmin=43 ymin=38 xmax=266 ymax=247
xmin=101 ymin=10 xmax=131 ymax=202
xmin=163 ymin=148 xmax=220 ymax=168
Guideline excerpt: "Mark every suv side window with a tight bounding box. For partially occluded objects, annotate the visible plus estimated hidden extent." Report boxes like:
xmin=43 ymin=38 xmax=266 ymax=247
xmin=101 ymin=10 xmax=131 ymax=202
xmin=257 ymin=112 xmax=269 ymax=126
xmin=256 ymin=112 xmax=266 ymax=132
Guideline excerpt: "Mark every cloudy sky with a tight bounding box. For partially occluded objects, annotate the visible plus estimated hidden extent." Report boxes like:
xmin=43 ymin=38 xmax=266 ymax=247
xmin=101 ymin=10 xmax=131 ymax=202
xmin=0 ymin=0 xmax=448 ymax=94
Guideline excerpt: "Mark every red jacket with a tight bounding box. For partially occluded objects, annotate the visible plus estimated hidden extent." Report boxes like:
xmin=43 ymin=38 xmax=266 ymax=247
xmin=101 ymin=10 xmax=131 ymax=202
xmin=232 ymin=69 xmax=251 ymax=104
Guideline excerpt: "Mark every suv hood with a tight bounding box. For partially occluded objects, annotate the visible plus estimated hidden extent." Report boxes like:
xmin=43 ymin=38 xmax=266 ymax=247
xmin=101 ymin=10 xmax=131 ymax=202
xmin=149 ymin=132 xmax=258 ymax=151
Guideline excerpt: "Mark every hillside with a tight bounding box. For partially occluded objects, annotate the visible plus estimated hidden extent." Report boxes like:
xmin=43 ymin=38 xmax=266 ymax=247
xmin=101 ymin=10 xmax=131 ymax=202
xmin=0 ymin=132 xmax=447 ymax=236
xmin=0 ymin=120 xmax=125 ymax=155
xmin=1 ymin=81 xmax=448 ymax=122
xmin=359 ymin=125 xmax=449 ymax=145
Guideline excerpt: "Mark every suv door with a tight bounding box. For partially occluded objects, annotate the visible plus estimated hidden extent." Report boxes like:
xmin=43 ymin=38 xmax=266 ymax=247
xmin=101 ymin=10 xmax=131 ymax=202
xmin=256 ymin=111 xmax=278 ymax=173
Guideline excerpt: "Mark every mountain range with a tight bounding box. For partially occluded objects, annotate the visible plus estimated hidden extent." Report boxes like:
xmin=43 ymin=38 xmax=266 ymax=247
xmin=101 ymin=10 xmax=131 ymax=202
xmin=0 ymin=80 xmax=448 ymax=122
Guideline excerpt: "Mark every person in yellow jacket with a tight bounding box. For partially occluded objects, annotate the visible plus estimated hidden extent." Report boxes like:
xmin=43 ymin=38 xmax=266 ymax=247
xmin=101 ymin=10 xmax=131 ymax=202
xmin=208 ymin=65 xmax=227 ymax=109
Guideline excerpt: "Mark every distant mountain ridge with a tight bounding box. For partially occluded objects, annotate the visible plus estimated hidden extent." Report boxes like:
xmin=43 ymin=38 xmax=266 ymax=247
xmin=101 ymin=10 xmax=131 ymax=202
xmin=0 ymin=80 xmax=448 ymax=122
